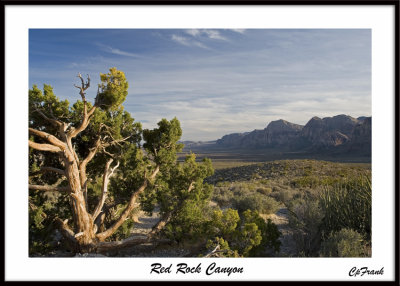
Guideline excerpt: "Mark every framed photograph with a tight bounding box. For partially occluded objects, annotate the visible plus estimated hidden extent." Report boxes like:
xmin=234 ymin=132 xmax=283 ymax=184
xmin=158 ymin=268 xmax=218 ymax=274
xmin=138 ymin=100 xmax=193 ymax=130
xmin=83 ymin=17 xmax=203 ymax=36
xmin=4 ymin=2 xmax=399 ymax=283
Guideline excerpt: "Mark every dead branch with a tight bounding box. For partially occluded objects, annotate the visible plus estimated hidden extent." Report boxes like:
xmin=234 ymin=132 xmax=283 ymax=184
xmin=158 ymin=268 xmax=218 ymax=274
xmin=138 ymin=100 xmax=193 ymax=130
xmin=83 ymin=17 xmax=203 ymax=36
xmin=69 ymin=73 xmax=96 ymax=139
xmin=92 ymin=159 xmax=120 ymax=221
xmin=96 ymin=165 xmax=160 ymax=241
xmin=204 ymin=245 xmax=221 ymax=258
xmin=29 ymin=128 xmax=66 ymax=150
xmin=29 ymin=140 xmax=62 ymax=153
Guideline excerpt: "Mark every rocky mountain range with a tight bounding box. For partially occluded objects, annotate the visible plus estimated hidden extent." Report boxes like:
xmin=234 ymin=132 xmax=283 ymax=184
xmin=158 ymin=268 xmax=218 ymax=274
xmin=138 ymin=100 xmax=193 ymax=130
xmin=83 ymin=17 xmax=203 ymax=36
xmin=214 ymin=114 xmax=371 ymax=156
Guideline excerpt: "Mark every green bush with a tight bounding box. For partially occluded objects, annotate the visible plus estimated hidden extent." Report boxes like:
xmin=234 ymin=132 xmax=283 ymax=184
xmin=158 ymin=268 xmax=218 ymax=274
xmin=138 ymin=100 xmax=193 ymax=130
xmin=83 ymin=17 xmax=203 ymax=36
xmin=319 ymin=174 xmax=371 ymax=241
xmin=287 ymin=196 xmax=324 ymax=256
xmin=320 ymin=228 xmax=366 ymax=257
xmin=233 ymin=194 xmax=279 ymax=215
xmin=256 ymin=187 xmax=272 ymax=196
xmin=212 ymin=187 xmax=234 ymax=207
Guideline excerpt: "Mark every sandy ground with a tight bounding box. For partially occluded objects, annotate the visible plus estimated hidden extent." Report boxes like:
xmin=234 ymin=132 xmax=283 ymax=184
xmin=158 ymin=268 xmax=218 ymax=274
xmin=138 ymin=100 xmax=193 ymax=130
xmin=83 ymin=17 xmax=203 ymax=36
xmin=265 ymin=207 xmax=297 ymax=257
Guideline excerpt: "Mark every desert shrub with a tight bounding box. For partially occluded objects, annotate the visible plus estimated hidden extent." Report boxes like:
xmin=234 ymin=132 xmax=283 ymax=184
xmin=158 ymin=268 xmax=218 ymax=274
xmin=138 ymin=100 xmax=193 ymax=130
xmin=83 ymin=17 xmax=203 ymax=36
xmin=240 ymin=210 xmax=281 ymax=256
xmin=276 ymin=188 xmax=294 ymax=203
xmin=216 ymin=181 xmax=230 ymax=188
xmin=290 ymin=175 xmax=319 ymax=188
xmin=230 ymin=184 xmax=248 ymax=196
xmin=319 ymin=174 xmax=371 ymax=241
xmin=256 ymin=187 xmax=272 ymax=196
xmin=320 ymin=228 xmax=366 ymax=257
xmin=272 ymin=185 xmax=284 ymax=193
xmin=233 ymin=194 xmax=279 ymax=215
xmin=204 ymin=237 xmax=240 ymax=257
xmin=212 ymin=187 xmax=234 ymax=207
xmin=164 ymin=200 xmax=213 ymax=243
xmin=207 ymin=208 xmax=240 ymax=238
xmin=201 ymin=209 xmax=281 ymax=257
xmin=288 ymin=196 xmax=324 ymax=256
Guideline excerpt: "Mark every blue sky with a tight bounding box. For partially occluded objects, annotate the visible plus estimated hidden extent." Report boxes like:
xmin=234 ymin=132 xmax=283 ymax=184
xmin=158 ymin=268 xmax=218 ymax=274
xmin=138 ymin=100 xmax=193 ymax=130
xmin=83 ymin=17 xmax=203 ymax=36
xmin=29 ymin=29 xmax=371 ymax=141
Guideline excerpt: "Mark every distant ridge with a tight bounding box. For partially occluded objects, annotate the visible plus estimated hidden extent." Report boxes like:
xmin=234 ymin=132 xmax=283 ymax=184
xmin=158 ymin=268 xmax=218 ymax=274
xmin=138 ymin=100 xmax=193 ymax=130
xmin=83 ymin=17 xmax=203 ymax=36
xmin=184 ymin=115 xmax=371 ymax=157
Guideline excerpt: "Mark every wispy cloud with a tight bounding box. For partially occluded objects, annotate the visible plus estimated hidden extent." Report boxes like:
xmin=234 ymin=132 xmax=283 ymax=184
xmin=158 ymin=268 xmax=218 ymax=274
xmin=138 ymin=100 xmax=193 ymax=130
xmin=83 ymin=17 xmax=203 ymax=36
xmin=202 ymin=29 xmax=227 ymax=41
xmin=231 ymin=29 xmax=246 ymax=34
xmin=185 ymin=29 xmax=201 ymax=37
xmin=185 ymin=29 xmax=228 ymax=41
xmin=96 ymin=43 xmax=141 ymax=58
xmin=171 ymin=34 xmax=209 ymax=49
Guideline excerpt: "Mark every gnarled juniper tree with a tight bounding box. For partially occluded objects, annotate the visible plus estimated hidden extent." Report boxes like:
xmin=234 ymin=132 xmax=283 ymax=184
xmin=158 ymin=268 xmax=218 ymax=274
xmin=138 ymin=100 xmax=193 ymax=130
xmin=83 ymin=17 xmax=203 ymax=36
xmin=29 ymin=68 xmax=192 ymax=253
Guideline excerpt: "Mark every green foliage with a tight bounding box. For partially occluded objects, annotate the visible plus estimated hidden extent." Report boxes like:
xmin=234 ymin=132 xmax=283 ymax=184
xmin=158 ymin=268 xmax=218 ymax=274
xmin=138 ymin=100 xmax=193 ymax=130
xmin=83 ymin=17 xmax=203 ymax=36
xmin=163 ymin=199 xmax=212 ymax=243
xmin=233 ymin=194 xmax=279 ymax=215
xmin=29 ymin=84 xmax=70 ymax=130
xmin=97 ymin=67 xmax=129 ymax=111
xmin=208 ymin=208 xmax=240 ymax=238
xmin=29 ymin=191 xmax=71 ymax=256
xmin=320 ymin=228 xmax=366 ymax=257
xmin=141 ymin=151 xmax=214 ymax=228
xmin=143 ymin=117 xmax=184 ymax=166
xmin=288 ymin=196 xmax=324 ymax=256
xmin=265 ymin=218 xmax=282 ymax=253
xmin=240 ymin=210 xmax=281 ymax=256
xmin=204 ymin=209 xmax=281 ymax=257
xmin=319 ymin=174 xmax=371 ymax=241
xmin=205 ymin=237 xmax=240 ymax=257
xmin=108 ymin=218 xmax=135 ymax=241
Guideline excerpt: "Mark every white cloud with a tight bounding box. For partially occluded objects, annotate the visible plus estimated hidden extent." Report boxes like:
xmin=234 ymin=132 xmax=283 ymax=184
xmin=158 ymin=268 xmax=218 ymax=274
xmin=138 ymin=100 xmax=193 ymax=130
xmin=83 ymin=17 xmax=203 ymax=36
xmin=171 ymin=34 xmax=209 ymax=49
xmin=96 ymin=43 xmax=140 ymax=58
xmin=171 ymin=34 xmax=190 ymax=46
xmin=202 ymin=29 xmax=227 ymax=41
xmin=185 ymin=29 xmax=201 ymax=37
xmin=231 ymin=29 xmax=246 ymax=34
xmin=185 ymin=29 xmax=228 ymax=41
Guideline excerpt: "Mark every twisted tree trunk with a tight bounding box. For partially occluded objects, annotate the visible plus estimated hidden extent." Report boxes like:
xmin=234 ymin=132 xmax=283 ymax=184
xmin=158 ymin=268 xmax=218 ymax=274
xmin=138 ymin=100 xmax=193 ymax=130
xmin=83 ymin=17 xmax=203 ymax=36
xmin=28 ymin=73 xmax=161 ymax=253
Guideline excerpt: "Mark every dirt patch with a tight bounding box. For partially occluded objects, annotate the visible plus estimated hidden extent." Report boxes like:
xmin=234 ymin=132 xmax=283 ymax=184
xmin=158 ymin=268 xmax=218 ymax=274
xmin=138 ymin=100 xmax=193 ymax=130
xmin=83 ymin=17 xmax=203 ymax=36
xmin=265 ymin=207 xmax=297 ymax=257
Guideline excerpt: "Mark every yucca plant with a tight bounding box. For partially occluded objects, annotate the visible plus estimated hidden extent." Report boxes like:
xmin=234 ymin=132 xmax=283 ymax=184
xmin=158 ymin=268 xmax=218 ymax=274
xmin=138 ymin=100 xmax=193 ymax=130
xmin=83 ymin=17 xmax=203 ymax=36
xmin=319 ymin=173 xmax=371 ymax=241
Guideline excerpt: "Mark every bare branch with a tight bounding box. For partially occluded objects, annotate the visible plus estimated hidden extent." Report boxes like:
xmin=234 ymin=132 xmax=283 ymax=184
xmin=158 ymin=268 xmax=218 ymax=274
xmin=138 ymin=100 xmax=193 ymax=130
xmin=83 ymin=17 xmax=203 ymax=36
xmin=92 ymin=159 xmax=120 ymax=221
xmin=79 ymin=136 xmax=102 ymax=205
xmin=68 ymin=73 xmax=96 ymax=139
xmin=204 ymin=245 xmax=221 ymax=258
xmin=29 ymin=128 xmax=66 ymax=150
xmin=68 ymin=106 xmax=96 ymax=139
xmin=29 ymin=184 xmax=70 ymax=193
xmin=74 ymin=72 xmax=91 ymax=101
xmin=29 ymin=140 xmax=62 ymax=153
xmin=96 ymin=165 xmax=160 ymax=241
xmin=188 ymin=181 xmax=195 ymax=193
